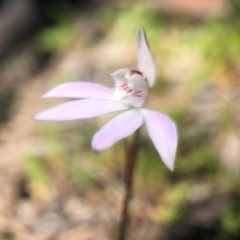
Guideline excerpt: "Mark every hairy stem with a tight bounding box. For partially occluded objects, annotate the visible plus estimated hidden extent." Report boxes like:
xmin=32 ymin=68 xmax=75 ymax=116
xmin=117 ymin=129 xmax=140 ymax=240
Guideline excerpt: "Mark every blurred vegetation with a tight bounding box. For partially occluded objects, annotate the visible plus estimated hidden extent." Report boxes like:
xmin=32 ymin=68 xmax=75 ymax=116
xmin=1 ymin=0 xmax=240 ymax=239
xmin=23 ymin=154 xmax=50 ymax=202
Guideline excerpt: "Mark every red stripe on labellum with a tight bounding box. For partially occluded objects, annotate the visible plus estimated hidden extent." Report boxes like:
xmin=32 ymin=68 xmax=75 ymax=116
xmin=125 ymin=70 xmax=143 ymax=79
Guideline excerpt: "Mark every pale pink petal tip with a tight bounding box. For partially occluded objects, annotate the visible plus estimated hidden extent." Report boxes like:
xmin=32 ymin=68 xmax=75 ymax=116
xmin=141 ymin=109 xmax=177 ymax=171
xmin=92 ymin=109 xmax=143 ymax=152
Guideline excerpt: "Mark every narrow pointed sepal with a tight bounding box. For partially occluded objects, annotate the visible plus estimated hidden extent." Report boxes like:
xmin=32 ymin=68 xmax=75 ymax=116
xmin=137 ymin=27 xmax=155 ymax=87
xmin=141 ymin=109 xmax=177 ymax=171
xmin=92 ymin=109 xmax=143 ymax=151
xmin=34 ymin=99 xmax=129 ymax=121
xmin=42 ymin=82 xmax=115 ymax=101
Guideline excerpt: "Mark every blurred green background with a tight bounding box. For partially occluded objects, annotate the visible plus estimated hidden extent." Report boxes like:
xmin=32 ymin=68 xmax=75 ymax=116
xmin=0 ymin=0 xmax=240 ymax=239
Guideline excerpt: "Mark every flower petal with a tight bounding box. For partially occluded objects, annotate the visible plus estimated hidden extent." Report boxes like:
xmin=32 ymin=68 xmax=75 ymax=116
xmin=137 ymin=27 xmax=155 ymax=87
xmin=141 ymin=109 xmax=177 ymax=171
xmin=92 ymin=109 xmax=143 ymax=151
xmin=34 ymin=99 xmax=129 ymax=121
xmin=110 ymin=68 xmax=129 ymax=86
xmin=43 ymin=82 xmax=115 ymax=101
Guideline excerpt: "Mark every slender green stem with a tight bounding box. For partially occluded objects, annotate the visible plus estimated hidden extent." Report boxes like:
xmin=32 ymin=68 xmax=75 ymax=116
xmin=117 ymin=129 xmax=140 ymax=240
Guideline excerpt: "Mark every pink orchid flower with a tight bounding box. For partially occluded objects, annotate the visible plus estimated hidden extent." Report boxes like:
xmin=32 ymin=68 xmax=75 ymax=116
xmin=34 ymin=28 xmax=177 ymax=171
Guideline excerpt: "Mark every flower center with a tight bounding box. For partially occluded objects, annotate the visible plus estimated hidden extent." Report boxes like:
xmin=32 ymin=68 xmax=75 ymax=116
xmin=119 ymin=84 xmax=133 ymax=94
xmin=113 ymin=69 xmax=148 ymax=107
